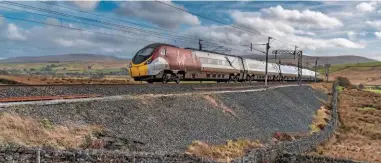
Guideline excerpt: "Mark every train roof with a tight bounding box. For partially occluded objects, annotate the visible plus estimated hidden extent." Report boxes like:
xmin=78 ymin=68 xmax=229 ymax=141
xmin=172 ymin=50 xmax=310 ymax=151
xmin=184 ymin=47 xmax=242 ymax=58
xmin=144 ymin=43 xmax=178 ymax=49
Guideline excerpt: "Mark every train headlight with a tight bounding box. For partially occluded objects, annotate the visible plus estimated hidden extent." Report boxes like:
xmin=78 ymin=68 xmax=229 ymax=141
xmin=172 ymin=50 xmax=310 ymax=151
xmin=128 ymin=63 xmax=132 ymax=68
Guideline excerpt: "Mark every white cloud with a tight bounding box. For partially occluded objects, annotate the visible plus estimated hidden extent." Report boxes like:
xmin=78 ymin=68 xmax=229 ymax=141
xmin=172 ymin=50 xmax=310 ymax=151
xmin=260 ymin=5 xmax=343 ymax=29
xmin=231 ymin=11 xmax=295 ymax=37
xmin=347 ymin=31 xmax=356 ymax=40
xmin=189 ymin=7 xmax=364 ymax=53
xmin=115 ymin=1 xmax=200 ymax=29
xmin=356 ymin=2 xmax=375 ymax=12
xmin=72 ymin=1 xmax=99 ymax=11
xmin=295 ymin=30 xmax=316 ymax=36
xmin=7 ymin=23 xmax=26 ymax=41
xmin=378 ymin=9 xmax=381 ymax=13
xmin=347 ymin=31 xmax=367 ymax=40
xmin=45 ymin=18 xmax=60 ymax=26
xmin=366 ymin=20 xmax=381 ymax=29
xmin=328 ymin=38 xmax=365 ymax=49
xmin=375 ymin=31 xmax=381 ymax=38
xmin=54 ymin=38 xmax=74 ymax=47
xmin=101 ymin=47 xmax=123 ymax=53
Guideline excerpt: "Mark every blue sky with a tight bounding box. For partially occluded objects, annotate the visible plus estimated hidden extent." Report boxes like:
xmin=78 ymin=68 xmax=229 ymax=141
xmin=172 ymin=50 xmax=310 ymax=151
xmin=0 ymin=1 xmax=380 ymax=60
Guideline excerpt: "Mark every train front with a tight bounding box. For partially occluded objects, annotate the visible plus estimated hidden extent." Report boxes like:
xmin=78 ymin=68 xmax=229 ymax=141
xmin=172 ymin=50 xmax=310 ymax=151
xmin=128 ymin=43 xmax=168 ymax=81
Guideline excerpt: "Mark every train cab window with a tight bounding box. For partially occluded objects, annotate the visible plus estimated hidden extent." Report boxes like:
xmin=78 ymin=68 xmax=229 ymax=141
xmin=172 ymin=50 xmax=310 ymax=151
xmin=132 ymin=47 xmax=155 ymax=64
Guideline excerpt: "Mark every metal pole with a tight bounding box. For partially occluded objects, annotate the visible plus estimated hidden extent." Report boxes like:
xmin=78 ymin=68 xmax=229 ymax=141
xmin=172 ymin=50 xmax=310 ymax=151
xmin=265 ymin=37 xmax=271 ymax=87
xmin=315 ymin=58 xmax=318 ymax=82
xmin=199 ymin=39 xmax=203 ymax=50
xmin=250 ymin=43 xmax=253 ymax=51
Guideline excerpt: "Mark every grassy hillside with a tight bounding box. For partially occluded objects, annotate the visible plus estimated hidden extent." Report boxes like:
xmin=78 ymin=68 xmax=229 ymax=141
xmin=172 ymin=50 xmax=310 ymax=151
xmin=318 ymin=62 xmax=381 ymax=74
xmin=318 ymin=62 xmax=381 ymax=85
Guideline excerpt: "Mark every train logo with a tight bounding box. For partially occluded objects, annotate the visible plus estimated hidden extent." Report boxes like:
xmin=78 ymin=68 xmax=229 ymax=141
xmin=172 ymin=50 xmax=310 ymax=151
xmin=176 ymin=50 xmax=186 ymax=68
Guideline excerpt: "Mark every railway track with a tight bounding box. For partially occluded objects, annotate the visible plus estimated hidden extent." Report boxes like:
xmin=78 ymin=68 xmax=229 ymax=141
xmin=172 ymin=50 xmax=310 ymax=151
xmin=0 ymin=82 xmax=311 ymax=103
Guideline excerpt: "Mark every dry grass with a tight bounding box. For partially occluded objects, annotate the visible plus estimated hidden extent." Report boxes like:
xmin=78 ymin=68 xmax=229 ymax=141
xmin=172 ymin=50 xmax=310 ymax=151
xmin=312 ymin=89 xmax=381 ymax=162
xmin=309 ymin=106 xmax=331 ymax=133
xmin=0 ymin=113 xmax=103 ymax=149
xmin=186 ymin=139 xmax=263 ymax=162
xmin=203 ymin=95 xmax=237 ymax=118
xmin=309 ymin=82 xmax=334 ymax=94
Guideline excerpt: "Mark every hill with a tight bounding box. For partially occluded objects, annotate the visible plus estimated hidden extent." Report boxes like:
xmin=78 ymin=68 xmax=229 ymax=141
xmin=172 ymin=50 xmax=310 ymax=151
xmin=242 ymin=55 xmax=376 ymax=68
xmin=0 ymin=54 xmax=127 ymax=63
xmin=318 ymin=62 xmax=381 ymax=85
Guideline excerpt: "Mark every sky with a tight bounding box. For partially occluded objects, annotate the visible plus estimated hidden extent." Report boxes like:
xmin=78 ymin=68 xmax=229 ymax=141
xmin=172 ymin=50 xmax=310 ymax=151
xmin=0 ymin=1 xmax=380 ymax=61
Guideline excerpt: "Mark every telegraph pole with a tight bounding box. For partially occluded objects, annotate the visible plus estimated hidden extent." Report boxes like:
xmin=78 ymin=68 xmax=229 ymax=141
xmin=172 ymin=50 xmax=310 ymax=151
xmin=250 ymin=43 xmax=253 ymax=51
xmin=199 ymin=39 xmax=203 ymax=50
xmin=315 ymin=58 xmax=319 ymax=82
xmin=265 ymin=37 xmax=272 ymax=88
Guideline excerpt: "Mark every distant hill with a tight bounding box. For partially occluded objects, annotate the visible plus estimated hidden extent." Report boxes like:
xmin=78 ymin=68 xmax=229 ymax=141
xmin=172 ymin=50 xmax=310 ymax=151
xmin=0 ymin=54 xmax=128 ymax=63
xmin=242 ymin=54 xmax=377 ymax=68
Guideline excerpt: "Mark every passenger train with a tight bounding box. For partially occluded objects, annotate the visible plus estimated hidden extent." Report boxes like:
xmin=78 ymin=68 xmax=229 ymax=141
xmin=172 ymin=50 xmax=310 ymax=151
xmin=128 ymin=43 xmax=323 ymax=83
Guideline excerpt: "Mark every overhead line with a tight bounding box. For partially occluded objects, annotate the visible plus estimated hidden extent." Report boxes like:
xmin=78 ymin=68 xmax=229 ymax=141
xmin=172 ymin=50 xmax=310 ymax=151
xmin=0 ymin=15 xmax=167 ymax=44
xmin=0 ymin=5 xmax=203 ymax=45
xmin=5 ymin=1 xmax=246 ymax=50
xmin=1 ymin=1 xmax=202 ymax=44
xmin=155 ymin=0 xmax=297 ymax=47
xmin=38 ymin=0 xmax=240 ymax=47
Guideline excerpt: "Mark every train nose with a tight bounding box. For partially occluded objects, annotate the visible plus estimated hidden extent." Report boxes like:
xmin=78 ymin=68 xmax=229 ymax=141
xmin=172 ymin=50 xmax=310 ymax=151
xmin=130 ymin=64 xmax=148 ymax=77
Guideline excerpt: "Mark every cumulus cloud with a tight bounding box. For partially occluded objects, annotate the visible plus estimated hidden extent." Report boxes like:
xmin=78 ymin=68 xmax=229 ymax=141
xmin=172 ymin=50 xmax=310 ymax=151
xmin=356 ymin=2 xmax=376 ymax=12
xmin=72 ymin=1 xmax=99 ymax=11
xmin=366 ymin=20 xmax=381 ymax=29
xmin=347 ymin=31 xmax=356 ymax=40
xmin=260 ymin=5 xmax=343 ymax=29
xmin=45 ymin=18 xmax=60 ymax=26
xmin=115 ymin=1 xmax=200 ymax=29
xmin=375 ymin=31 xmax=381 ymax=38
xmin=188 ymin=6 xmax=363 ymax=52
xmin=7 ymin=23 xmax=26 ymax=41
xmin=294 ymin=30 xmax=316 ymax=36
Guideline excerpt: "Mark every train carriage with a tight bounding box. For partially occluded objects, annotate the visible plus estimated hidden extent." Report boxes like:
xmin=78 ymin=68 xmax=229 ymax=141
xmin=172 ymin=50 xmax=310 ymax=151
xmin=129 ymin=43 xmax=320 ymax=83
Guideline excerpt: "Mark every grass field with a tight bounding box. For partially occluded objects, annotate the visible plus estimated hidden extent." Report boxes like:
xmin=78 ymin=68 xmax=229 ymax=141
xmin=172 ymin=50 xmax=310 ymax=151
xmin=318 ymin=62 xmax=381 ymax=74
xmin=0 ymin=61 xmax=129 ymax=75
xmin=366 ymin=89 xmax=381 ymax=94
xmin=317 ymin=61 xmax=381 ymax=85
xmin=313 ymin=88 xmax=381 ymax=162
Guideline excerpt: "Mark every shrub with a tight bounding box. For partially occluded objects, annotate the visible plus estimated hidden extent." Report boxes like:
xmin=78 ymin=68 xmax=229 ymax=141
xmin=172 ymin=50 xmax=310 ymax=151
xmin=358 ymin=84 xmax=365 ymax=90
xmin=336 ymin=76 xmax=352 ymax=88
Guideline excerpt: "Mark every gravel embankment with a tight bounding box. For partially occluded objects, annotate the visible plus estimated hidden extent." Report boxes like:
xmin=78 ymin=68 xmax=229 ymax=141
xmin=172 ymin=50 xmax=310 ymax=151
xmin=0 ymin=82 xmax=294 ymax=98
xmin=0 ymin=86 xmax=326 ymax=153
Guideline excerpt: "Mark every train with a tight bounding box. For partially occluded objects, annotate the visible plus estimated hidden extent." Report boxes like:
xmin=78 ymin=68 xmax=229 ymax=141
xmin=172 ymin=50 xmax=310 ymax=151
xmin=128 ymin=43 xmax=323 ymax=83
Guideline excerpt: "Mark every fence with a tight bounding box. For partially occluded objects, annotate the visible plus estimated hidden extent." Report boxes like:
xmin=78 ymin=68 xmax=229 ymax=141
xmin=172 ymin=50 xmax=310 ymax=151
xmin=0 ymin=83 xmax=344 ymax=163
xmin=231 ymin=81 xmax=340 ymax=163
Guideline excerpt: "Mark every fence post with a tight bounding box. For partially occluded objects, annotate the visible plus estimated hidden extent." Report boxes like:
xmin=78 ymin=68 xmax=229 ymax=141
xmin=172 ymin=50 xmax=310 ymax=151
xmin=36 ymin=148 xmax=41 ymax=163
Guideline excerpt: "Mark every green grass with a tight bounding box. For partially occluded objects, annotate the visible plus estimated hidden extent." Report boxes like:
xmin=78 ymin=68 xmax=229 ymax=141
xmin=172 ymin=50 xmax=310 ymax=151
xmin=318 ymin=62 xmax=381 ymax=74
xmin=358 ymin=107 xmax=377 ymax=111
xmin=336 ymin=86 xmax=344 ymax=92
xmin=366 ymin=89 xmax=381 ymax=94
